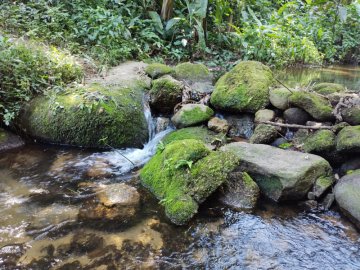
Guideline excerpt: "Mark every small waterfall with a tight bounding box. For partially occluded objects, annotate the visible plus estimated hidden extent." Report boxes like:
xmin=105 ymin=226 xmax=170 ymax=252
xmin=144 ymin=94 xmax=156 ymax=141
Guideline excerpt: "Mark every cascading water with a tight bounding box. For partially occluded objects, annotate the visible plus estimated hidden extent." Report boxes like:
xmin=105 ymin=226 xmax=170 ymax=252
xmin=76 ymin=95 xmax=173 ymax=175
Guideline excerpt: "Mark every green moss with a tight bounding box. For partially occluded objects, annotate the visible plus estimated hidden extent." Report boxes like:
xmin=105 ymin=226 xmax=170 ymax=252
xmin=336 ymin=125 xmax=360 ymax=153
xmin=289 ymin=91 xmax=334 ymax=121
xmin=252 ymin=174 xmax=283 ymax=201
xmin=303 ymin=130 xmax=336 ymax=153
xmin=145 ymin=63 xmax=174 ymax=79
xmin=249 ymin=124 xmax=278 ymax=144
xmin=174 ymin=62 xmax=211 ymax=82
xmin=140 ymin=139 xmax=239 ymax=225
xmin=242 ymin=172 xmax=258 ymax=189
xmin=149 ymin=75 xmax=183 ymax=113
xmin=210 ymin=61 xmax=274 ymax=113
xmin=163 ymin=127 xmax=219 ymax=146
xmin=171 ymin=104 xmax=214 ymax=128
xmin=342 ymin=107 xmax=360 ymax=125
xmin=17 ymin=83 xmax=148 ymax=148
xmin=312 ymin=83 xmax=345 ymax=95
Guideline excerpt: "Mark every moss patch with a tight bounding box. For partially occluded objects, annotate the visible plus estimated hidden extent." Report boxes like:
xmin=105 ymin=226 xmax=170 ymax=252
xmin=140 ymin=139 xmax=240 ymax=224
xmin=303 ymin=130 xmax=336 ymax=153
xmin=171 ymin=104 xmax=214 ymax=128
xmin=210 ymin=61 xmax=274 ymax=113
xmin=145 ymin=63 xmax=173 ymax=79
xmin=289 ymin=91 xmax=334 ymax=121
xmin=174 ymin=62 xmax=211 ymax=82
xmin=17 ymin=83 xmax=148 ymax=148
xmin=163 ymin=127 xmax=220 ymax=146
xmin=312 ymin=83 xmax=346 ymax=95
xmin=249 ymin=124 xmax=278 ymax=144
xmin=336 ymin=125 xmax=360 ymax=153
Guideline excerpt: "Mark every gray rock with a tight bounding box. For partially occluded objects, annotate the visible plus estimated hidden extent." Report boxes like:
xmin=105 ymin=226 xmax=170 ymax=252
xmin=321 ymin=193 xmax=335 ymax=210
xmin=225 ymin=114 xmax=254 ymax=139
xmin=269 ymin=87 xmax=292 ymax=110
xmin=255 ymin=109 xmax=275 ymax=123
xmin=334 ymin=172 xmax=360 ymax=229
xmin=218 ymin=172 xmax=260 ymax=211
xmin=249 ymin=124 xmax=278 ymax=144
xmin=283 ymin=108 xmax=311 ymax=125
xmin=220 ymin=142 xmax=332 ymax=201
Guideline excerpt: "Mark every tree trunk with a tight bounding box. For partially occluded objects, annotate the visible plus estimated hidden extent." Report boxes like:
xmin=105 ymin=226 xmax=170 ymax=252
xmin=161 ymin=0 xmax=174 ymax=20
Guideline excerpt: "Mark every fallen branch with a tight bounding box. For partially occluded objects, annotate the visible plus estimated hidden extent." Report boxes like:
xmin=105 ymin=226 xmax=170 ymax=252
xmin=259 ymin=121 xmax=333 ymax=130
xmin=274 ymin=78 xmax=294 ymax=93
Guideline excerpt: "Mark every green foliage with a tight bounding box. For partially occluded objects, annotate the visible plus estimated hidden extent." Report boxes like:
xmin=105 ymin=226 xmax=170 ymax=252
xmin=0 ymin=36 xmax=83 ymax=125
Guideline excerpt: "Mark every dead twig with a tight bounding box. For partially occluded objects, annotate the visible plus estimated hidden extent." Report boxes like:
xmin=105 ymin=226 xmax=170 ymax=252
xmin=259 ymin=121 xmax=333 ymax=130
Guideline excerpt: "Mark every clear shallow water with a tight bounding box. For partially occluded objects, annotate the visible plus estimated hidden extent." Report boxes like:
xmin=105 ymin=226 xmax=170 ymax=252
xmin=276 ymin=65 xmax=360 ymax=91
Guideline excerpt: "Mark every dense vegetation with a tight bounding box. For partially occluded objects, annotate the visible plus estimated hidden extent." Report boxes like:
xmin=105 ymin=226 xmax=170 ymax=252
xmin=0 ymin=0 xmax=359 ymax=125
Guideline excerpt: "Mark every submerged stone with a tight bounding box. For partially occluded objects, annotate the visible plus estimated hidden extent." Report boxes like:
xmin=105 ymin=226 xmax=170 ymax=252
xmin=140 ymin=139 xmax=240 ymax=225
xmin=171 ymin=104 xmax=214 ymax=128
xmin=334 ymin=172 xmax=360 ymax=229
xmin=17 ymin=84 xmax=148 ymax=148
xmin=220 ymin=142 xmax=332 ymax=202
xmin=211 ymin=61 xmax=274 ymax=113
xmin=289 ymin=91 xmax=334 ymax=121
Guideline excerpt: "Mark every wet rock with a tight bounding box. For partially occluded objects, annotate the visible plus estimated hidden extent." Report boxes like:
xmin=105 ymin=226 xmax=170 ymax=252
xmin=303 ymin=130 xmax=336 ymax=154
xmin=208 ymin=117 xmax=229 ymax=133
xmin=0 ymin=244 xmax=25 ymax=268
xmin=149 ymin=75 xmax=183 ymax=114
xmin=298 ymin=200 xmax=318 ymax=211
xmin=321 ymin=193 xmax=335 ymax=210
xmin=342 ymin=106 xmax=360 ymax=125
xmin=313 ymin=176 xmax=335 ymax=198
xmin=17 ymin=83 xmax=149 ymax=148
xmin=86 ymin=158 xmax=112 ymax=178
xmin=312 ymin=83 xmax=346 ymax=95
xmin=140 ymin=139 xmax=240 ymax=225
xmin=174 ymin=62 xmax=212 ymax=82
xmin=211 ymin=61 xmax=274 ymax=113
xmin=171 ymin=104 xmax=214 ymax=128
xmin=249 ymin=124 xmax=278 ymax=144
xmin=144 ymin=63 xmax=173 ymax=79
xmin=271 ymin=137 xmax=289 ymax=148
xmin=269 ymin=87 xmax=292 ymax=110
xmin=0 ymin=129 xmax=25 ymax=153
xmin=225 ymin=114 xmax=254 ymax=139
xmin=155 ymin=117 xmax=171 ymax=133
xmin=218 ymin=172 xmax=260 ymax=211
xmin=220 ymin=142 xmax=332 ymax=202
xmin=254 ymin=109 xmax=275 ymax=123
xmin=336 ymin=125 xmax=360 ymax=153
xmin=340 ymin=157 xmax=360 ymax=175
xmin=71 ymin=231 xmax=104 ymax=254
xmin=334 ymin=172 xmax=360 ymax=229
xmin=163 ymin=127 xmax=219 ymax=146
xmin=289 ymin=91 xmax=334 ymax=121
xmin=283 ymin=107 xmax=311 ymax=125
xmin=56 ymin=261 xmax=82 ymax=270
xmin=78 ymin=183 xmax=140 ymax=225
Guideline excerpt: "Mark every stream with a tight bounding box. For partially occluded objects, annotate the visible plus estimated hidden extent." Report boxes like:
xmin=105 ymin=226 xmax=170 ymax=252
xmin=0 ymin=66 xmax=360 ymax=269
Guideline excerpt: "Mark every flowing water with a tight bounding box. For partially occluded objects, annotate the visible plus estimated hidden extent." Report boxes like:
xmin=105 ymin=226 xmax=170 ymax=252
xmin=0 ymin=66 xmax=360 ymax=269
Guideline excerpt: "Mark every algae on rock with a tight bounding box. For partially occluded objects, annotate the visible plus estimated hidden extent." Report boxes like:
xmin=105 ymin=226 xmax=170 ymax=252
xmin=162 ymin=127 xmax=220 ymax=146
xmin=210 ymin=61 xmax=274 ymax=113
xmin=17 ymin=83 xmax=149 ymax=148
xmin=171 ymin=104 xmax=214 ymax=128
xmin=174 ymin=62 xmax=211 ymax=82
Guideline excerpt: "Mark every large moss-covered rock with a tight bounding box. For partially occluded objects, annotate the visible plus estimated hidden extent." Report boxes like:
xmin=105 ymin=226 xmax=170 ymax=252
xmin=303 ymin=130 xmax=336 ymax=153
xmin=220 ymin=142 xmax=332 ymax=201
xmin=269 ymin=88 xmax=292 ymax=110
xmin=289 ymin=91 xmax=334 ymax=121
xmin=171 ymin=104 xmax=214 ymax=128
xmin=149 ymin=75 xmax=183 ymax=113
xmin=312 ymin=83 xmax=346 ymax=95
xmin=174 ymin=62 xmax=211 ymax=82
xmin=334 ymin=172 xmax=360 ymax=229
xmin=17 ymin=84 xmax=149 ymax=148
xmin=163 ymin=127 xmax=219 ymax=146
xmin=249 ymin=124 xmax=278 ymax=144
xmin=140 ymin=139 xmax=240 ymax=224
xmin=145 ymin=63 xmax=173 ymax=79
xmin=211 ymin=61 xmax=274 ymax=113
xmin=336 ymin=125 xmax=360 ymax=153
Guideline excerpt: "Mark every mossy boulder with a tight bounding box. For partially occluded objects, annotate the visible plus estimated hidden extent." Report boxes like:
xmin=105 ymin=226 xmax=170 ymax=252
xmin=336 ymin=125 xmax=360 ymax=153
xmin=254 ymin=109 xmax=275 ymax=123
xmin=249 ymin=124 xmax=278 ymax=144
xmin=171 ymin=104 xmax=214 ymax=128
xmin=269 ymin=88 xmax=292 ymax=110
xmin=17 ymin=84 xmax=149 ymax=148
xmin=334 ymin=173 xmax=360 ymax=229
xmin=174 ymin=62 xmax=211 ymax=82
xmin=145 ymin=63 xmax=173 ymax=79
xmin=312 ymin=83 xmax=346 ymax=95
xmin=140 ymin=139 xmax=240 ymax=224
xmin=289 ymin=91 xmax=334 ymax=121
xmin=221 ymin=142 xmax=333 ymax=201
xmin=163 ymin=127 xmax=219 ymax=146
xmin=303 ymin=130 xmax=336 ymax=153
xmin=342 ymin=106 xmax=360 ymax=125
xmin=218 ymin=171 xmax=260 ymax=211
xmin=211 ymin=61 xmax=274 ymax=113
xmin=149 ymin=75 xmax=183 ymax=114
